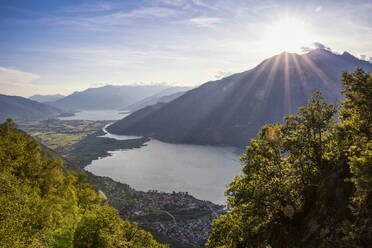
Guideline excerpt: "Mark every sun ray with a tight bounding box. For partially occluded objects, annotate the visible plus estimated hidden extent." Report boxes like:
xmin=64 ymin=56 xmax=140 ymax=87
xmin=250 ymin=58 xmax=271 ymax=83
xmin=291 ymin=53 xmax=308 ymax=93
xmin=291 ymin=53 xmax=319 ymax=103
xmin=216 ymin=57 xmax=273 ymax=128
xmin=301 ymin=55 xmax=334 ymax=91
xmin=264 ymin=53 xmax=281 ymax=99
xmin=284 ymin=52 xmax=292 ymax=114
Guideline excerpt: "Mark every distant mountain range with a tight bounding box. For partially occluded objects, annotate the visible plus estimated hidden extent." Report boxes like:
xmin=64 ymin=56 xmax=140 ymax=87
xmin=48 ymin=85 xmax=171 ymax=111
xmin=126 ymin=87 xmax=190 ymax=112
xmin=0 ymin=94 xmax=63 ymax=122
xmin=29 ymin=94 xmax=65 ymax=103
xmin=107 ymin=48 xmax=372 ymax=147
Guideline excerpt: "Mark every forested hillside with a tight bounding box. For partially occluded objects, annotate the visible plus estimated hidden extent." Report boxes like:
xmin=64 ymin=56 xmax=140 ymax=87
xmin=207 ymin=69 xmax=371 ymax=247
xmin=0 ymin=119 xmax=168 ymax=248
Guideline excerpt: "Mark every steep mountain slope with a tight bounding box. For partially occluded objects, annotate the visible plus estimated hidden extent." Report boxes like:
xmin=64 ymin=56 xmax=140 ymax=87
xmin=29 ymin=94 xmax=64 ymax=103
xmin=0 ymin=94 xmax=63 ymax=121
xmin=49 ymin=85 xmax=169 ymax=110
xmin=107 ymin=49 xmax=372 ymax=147
xmin=126 ymin=86 xmax=190 ymax=112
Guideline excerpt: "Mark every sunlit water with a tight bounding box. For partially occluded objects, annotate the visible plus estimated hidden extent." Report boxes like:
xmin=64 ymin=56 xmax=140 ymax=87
xmin=86 ymin=139 xmax=243 ymax=204
xmin=59 ymin=110 xmax=130 ymax=121
xmin=66 ymin=109 xmax=244 ymax=204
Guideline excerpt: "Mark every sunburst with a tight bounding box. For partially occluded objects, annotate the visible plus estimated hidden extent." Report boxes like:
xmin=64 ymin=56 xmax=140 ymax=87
xmin=261 ymin=16 xmax=314 ymax=53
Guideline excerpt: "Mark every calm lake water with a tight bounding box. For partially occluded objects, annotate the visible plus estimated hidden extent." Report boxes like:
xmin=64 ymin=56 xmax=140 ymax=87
xmin=86 ymin=139 xmax=243 ymax=204
xmin=59 ymin=110 xmax=130 ymax=121
xmin=71 ymin=109 xmax=244 ymax=204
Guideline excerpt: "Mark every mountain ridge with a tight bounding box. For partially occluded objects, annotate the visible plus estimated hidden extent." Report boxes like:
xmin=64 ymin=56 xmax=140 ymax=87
xmin=125 ymin=86 xmax=191 ymax=112
xmin=49 ymin=84 xmax=170 ymax=111
xmin=107 ymin=48 xmax=372 ymax=147
xmin=0 ymin=94 xmax=63 ymax=122
xmin=29 ymin=94 xmax=65 ymax=103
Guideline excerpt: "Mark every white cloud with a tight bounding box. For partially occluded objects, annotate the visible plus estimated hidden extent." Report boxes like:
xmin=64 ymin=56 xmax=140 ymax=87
xmin=156 ymin=0 xmax=191 ymax=8
xmin=191 ymin=0 xmax=213 ymax=9
xmin=112 ymin=7 xmax=183 ymax=19
xmin=0 ymin=67 xmax=40 ymax=97
xmin=60 ymin=2 xmax=113 ymax=13
xmin=44 ymin=7 xmax=185 ymax=29
xmin=0 ymin=67 xmax=40 ymax=86
xmin=189 ymin=17 xmax=223 ymax=27
xmin=301 ymin=42 xmax=332 ymax=52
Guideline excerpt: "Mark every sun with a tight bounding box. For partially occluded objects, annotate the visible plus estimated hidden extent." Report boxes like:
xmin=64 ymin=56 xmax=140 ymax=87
xmin=261 ymin=16 xmax=314 ymax=54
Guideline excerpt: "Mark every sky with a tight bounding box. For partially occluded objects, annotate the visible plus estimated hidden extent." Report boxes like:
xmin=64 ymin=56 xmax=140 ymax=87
xmin=1 ymin=0 xmax=372 ymax=97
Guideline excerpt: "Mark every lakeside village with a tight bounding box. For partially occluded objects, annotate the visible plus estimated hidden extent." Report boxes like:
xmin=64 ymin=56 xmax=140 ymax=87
xmin=93 ymin=175 xmax=226 ymax=246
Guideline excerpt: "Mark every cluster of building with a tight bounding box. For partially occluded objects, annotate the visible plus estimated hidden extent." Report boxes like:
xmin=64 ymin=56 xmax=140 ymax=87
xmin=124 ymin=191 xmax=224 ymax=246
xmin=149 ymin=218 xmax=215 ymax=246
xmin=95 ymin=176 xmax=225 ymax=246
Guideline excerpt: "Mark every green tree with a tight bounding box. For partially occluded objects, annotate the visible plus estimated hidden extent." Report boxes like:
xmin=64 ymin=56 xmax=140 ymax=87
xmin=337 ymin=68 xmax=372 ymax=246
xmin=208 ymin=69 xmax=372 ymax=247
xmin=0 ymin=119 xmax=168 ymax=248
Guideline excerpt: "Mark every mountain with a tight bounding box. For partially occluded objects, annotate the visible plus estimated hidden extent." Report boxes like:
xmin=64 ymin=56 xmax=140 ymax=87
xmin=49 ymin=85 xmax=169 ymax=111
xmin=126 ymin=86 xmax=190 ymax=112
xmin=157 ymin=91 xmax=188 ymax=103
xmin=0 ymin=94 xmax=63 ymax=122
xmin=107 ymin=48 xmax=372 ymax=147
xmin=29 ymin=94 xmax=64 ymax=103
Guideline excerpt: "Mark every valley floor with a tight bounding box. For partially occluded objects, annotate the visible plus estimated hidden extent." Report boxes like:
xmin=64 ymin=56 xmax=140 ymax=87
xmin=18 ymin=119 xmax=149 ymax=168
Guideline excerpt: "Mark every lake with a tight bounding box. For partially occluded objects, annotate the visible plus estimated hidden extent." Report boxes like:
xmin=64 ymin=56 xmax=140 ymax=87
xmin=86 ymin=136 xmax=243 ymax=204
xmin=74 ymin=110 xmax=244 ymax=204
xmin=59 ymin=110 xmax=130 ymax=121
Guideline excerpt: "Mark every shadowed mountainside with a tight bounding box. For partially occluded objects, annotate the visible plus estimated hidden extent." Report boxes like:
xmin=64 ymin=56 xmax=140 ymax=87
xmin=29 ymin=94 xmax=65 ymax=103
xmin=0 ymin=94 xmax=63 ymax=122
xmin=126 ymin=87 xmax=190 ymax=112
xmin=49 ymin=85 xmax=170 ymax=111
xmin=107 ymin=49 xmax=372 ymax=147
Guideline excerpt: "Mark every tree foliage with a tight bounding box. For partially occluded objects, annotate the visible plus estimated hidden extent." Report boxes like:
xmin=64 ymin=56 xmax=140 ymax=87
xmin=0 ymin=119 xmax=168 ymax=248
xmin=207 ymin=68 xmax=371 ymax=247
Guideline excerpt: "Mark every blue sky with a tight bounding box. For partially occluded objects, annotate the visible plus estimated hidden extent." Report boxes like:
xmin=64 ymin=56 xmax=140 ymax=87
xmin=1 ymin=0 xmax=372 ymax=97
